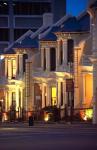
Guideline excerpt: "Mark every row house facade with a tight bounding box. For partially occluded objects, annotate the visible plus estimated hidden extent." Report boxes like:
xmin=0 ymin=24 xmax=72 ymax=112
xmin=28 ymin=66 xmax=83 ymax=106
xmin=0 ymin=1 xmax=97 ymax=123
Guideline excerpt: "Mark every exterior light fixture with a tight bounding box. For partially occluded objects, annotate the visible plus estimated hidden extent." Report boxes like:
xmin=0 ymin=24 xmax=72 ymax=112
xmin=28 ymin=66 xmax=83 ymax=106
xmin=44 ymin=113 xmax=49 ymax=122
xmin=0 ymin=55 xmax=4 ymax=60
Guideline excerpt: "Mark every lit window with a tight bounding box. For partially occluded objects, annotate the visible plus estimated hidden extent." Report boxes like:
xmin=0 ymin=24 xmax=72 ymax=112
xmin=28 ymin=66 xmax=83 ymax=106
xmin=51 ymin=87 xmax=57 ymax=106
xmin=12 ymin=59 xmax=16 ymax=79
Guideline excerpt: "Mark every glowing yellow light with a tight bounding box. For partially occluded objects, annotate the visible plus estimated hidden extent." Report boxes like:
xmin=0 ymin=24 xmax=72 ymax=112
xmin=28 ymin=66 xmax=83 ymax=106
xmin=51 ymin=87 xmax=57 ymax=106
xmin=52 ymin=87 xmax=56 ymax=98
xmin=80 ymin=109 xmax=93 ymax=121
xmin=2 ymin=113 xmax=8 ymax=122
xmin=83 ymin=115 xmax=87 ymax=121
xmin=44 ymin=114 xmax=49 ymax=122
xmin=85 ymin=109 xmax=93 ymax=119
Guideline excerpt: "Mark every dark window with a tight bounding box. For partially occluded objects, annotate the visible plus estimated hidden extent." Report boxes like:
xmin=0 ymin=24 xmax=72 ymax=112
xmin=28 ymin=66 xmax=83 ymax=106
xmin=23 ymin=54 xmax=28 ymax=73
xmin=59 ymin=40 xmax=63 ymax=65
xmin=50 ymin=48 xmax=56 ymax=71
xmin=13 ymin=2 xmax=51 ymax=15
xmin=43 ymin=48 xmax=46 ymax=70
xmin=0 ymin=2 xmax=8 ymax=14
xmin=67 ymin=39 xmax=74 ymax=63
xmin=61 ymin=82 xmax=63 ymax=106
xmin=0 ymin=29 xmax=9 ymax=41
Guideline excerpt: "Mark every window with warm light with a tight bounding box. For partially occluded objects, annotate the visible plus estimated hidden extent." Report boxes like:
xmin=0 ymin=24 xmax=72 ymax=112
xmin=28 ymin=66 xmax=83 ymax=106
xmin=51 ymin=87 xmax=57 ymax=106
xmin=7 ymin=60 xmax=11 ymax=79
xmin=12 ymin=59 xmax=16 ymax=79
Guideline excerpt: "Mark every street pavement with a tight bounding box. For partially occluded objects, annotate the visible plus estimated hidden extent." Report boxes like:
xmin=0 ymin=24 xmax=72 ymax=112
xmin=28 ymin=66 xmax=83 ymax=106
xmin=0 ymin=122 xmax=97 ymax=150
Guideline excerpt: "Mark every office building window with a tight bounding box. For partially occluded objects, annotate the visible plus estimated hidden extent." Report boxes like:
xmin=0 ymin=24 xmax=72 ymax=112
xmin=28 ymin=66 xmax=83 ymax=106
xmin=0 ymin=29 xmax=9 ymax=41
xmin=0 ymin=2 xmax=8 ymax=14
xmin=14 ymin=29 xmax=36 ymax=40
xmin=13 ymin=2 xmax=51 ymax=15
xmin=14 ymin=29 xmax=28 ymax=40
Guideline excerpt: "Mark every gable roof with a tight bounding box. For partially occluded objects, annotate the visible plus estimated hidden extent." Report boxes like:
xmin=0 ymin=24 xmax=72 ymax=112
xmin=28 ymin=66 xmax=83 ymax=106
xmin=39 ymin=26 xmax=58 ymax=41
xmin=56 ymin=14 xmax=90 ymax=33
xmin=77 ymin=12 xmax=90 ymax=32
xmin=4 ymin=30 xmax=33 ymax=53
xmin=13 ymin=36 xmax=38 ymax=49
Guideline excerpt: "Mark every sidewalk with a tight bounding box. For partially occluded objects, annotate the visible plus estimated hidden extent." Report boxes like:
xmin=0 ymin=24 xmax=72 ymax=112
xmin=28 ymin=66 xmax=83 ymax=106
xmin=0 ymin=121 xmax=97 ymax=128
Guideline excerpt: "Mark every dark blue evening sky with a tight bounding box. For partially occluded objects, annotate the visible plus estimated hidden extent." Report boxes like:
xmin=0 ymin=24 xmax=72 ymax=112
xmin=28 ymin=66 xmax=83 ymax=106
xmin=67 ymin=0 xmax=88 ymax=16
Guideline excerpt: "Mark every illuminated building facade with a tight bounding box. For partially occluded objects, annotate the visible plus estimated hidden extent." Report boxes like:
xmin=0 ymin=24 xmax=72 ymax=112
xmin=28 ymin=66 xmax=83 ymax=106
xmin=1 ymin=1 xmax=97 ymax=122
xmin=88 ymin=0 xmax=97 ymax=124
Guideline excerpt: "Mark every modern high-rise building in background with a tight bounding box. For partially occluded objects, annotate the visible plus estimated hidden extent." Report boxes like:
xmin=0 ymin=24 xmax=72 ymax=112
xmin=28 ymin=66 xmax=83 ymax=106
xmin=0 ymin=0 xmax=66 ymax=52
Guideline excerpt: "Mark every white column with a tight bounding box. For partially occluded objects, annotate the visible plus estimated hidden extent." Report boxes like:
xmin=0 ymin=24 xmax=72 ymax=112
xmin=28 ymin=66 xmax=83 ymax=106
xmin=16 ymin=55 xmax=19 ymax=76
xmin=63 ymin=80 xmax=67 ymax=107
xmin=56 ymin=46 xmax=58 ymax=71
xmin=82 ymin=73 xmax=86 ymax=106
xmin=63 ymin=39 xmax=67 ymax=67
xmin=20 ymin=88 xmax=23 ymax=108
xmin=42 ymin=84 xmax=45 ymax=108
xmin=56 ymin=82 xmax=58 ymax=107
xmin=32 ymin=84 xmax=34 ymax=110
xmin=5 ymin=91 xmax=8 ymax=112
xmin=8 ymin=59 xmax=12 ymax=79
xmin=5 ymin=58 xmax=7 ymax=77
xmin=19 ymin=54 xmax=23 ymax=75
xmin=46 ymin=48 xmax=50 ymax=71
xmin=8 ymin=91 xmax=12 ymax=109
xmin=57 ymin=81 xmax=61 ymax=107
xmin=16 ymin=88 xmax=19 ymax=111
xmin=93 ymin=62 xmax=97 ymax=124
xmin=47 ymin=84 xmax=51 ymax=106
xmin=57 ymin=40 xmax=60 ymax=66
xmin=74 ymin=48 xmax=80 ymax=108
xmin=41 ymin=48 xmax=44 ymax=69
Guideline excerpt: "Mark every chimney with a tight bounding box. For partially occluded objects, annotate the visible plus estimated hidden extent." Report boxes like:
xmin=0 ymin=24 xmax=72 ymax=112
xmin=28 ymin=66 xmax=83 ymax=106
xmin=43 ymin=13 xmax=53 ymax=27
